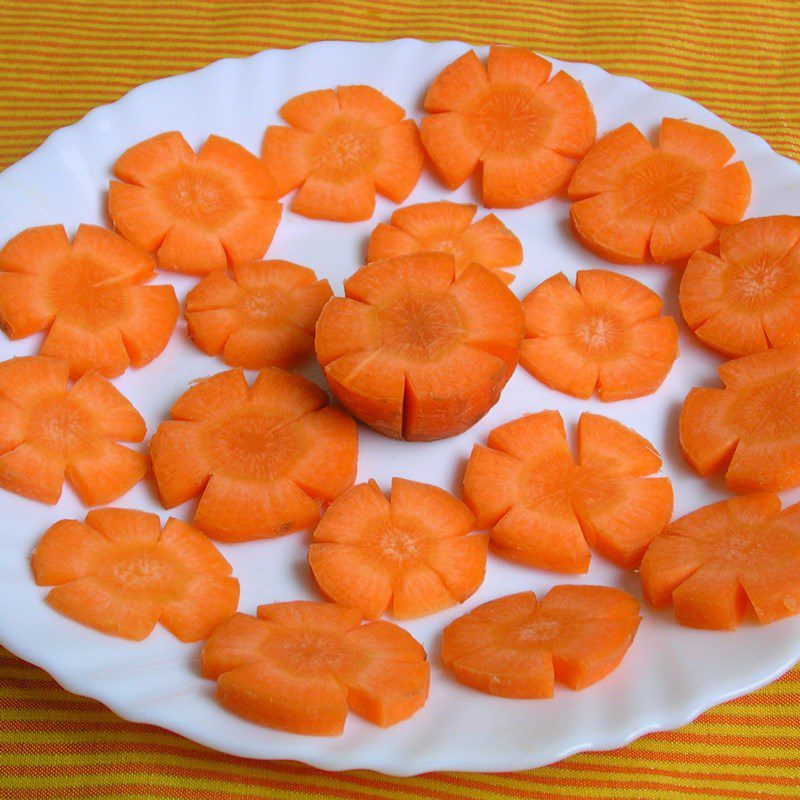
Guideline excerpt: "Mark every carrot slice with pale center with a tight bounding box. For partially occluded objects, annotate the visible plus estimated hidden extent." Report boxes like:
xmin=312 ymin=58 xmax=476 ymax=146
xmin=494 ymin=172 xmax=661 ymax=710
xmin=679 ymin=344 xmax=800 ymax=492
xmin=309 ymin=478 xmax=485 ymax=619
xmin=442 ymin=585 xmax=640 ymax=698
xmin=262 ymin=85 xmax=424 ymax=222
xmin=31 ymin=508 xmax=238 ymax=641
xmin=0 ymin=224 xmax=179 ymax=379
xmin=569 ymin=119 xmax=751 ymax=264
xmin=463 ymin=410 xmax=673 ymax=570
xmin=109 ymin=132 xmax=281 ymax=275
xmin=641 ymin=493 xmax=800 ymax=629
xmin=0 ymin=356 xmax=147 ymax=505
xmin=185 ymin=260 xmax=332 ymax=369
xmin=367 ymin=201 xmax=523 ymax=283
xmin=680 ymin=216 xmax=800 ymax=357
xmin=150 ymin=367 xmax=357 ymax=541
xmin=315 ymin=253 xmax=523 ymax=441
xmin=421 ymin=46 xmax=595 ymax=207
xmin=201 ymin=600 xmax=429 ymax=734
xmin=520 ymin=269 xmax=678 ymax=401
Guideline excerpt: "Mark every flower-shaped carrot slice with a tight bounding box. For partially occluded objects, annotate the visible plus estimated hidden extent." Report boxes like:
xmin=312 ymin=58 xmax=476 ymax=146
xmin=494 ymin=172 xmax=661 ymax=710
xmin=641 ymin=493 xmax=800 ymax=630
xmin=442 ymin=586 xmax=640 ymax=698
xmin=109 ymin=132 xmax=281 ymax=275
xmin=185 ymin=260 xmax=332 ymax=369
xmin=309 ymin=478 xmax=487 ymax=619
xmin=421 ymin=46 xmax=596 ymax=207
xmin=520 ymin=270 xmax=679 ymax=401
xmin=569 ymin=119 xmax=751 ymax=264
xmin=150 ymin=367 xmax=357 ymax=542
xmin=32 ymin=508 xmax=239 ymax=641
xmin=367 ymin=201 xmax=523 ymax=284
xmin=680 ymin=216 xmax=800 ymax=357
xmin=463 ymin=410 xmax=673 ymax=570
xmin=315 ymin=253 xmax=523 ymax=441
xmin=202 ymin=601 xmax=430 ymax=734
xmin=680 ymin=345 xmax=800 ymax=492
xmin=0 ymin=224 xmax=179 ymax=379
xmin=0 ymin=356 xmax=147 ymax=505
xmin=262 ymin=85 xmax=424 ymax=222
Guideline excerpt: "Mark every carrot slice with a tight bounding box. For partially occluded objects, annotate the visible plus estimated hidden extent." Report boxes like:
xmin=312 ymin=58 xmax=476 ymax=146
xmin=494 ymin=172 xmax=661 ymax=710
xmin=201 ymin=601 xmax=429 ymax=734
xmin=315 ymin=253 xmax=523 ymax=441
xmin=0 ymin=356 xmax=146 ymax=505
xmin=680 ymin=216 xmax=800 ymax=357
xmin=463 ymin=410 xmax=673 ymax=569
xmin=109 ymin=132 xmax=281 ymax=275
xmin=262 ymin=85 xmax=423 ymax=222
xmin=0 ymin=224 xmax=178 ymax=379
xmin=422 ymin=45 xmax=595 ymax=207
xmin=520 ymin=270 xmax=678 ymax=401
xmin=679 ymin=345 xmax=800 ymax=492
xmin=442 ymin=585 xmax=640 ymax=698
xmin=309 ymin=478 xmax=485 ymax=619
xmin=150 ymin=367 xmax=357 ymax=541
xmin=367 ymin=201 xmax=523 ymax=283
xmin=32 ymin=508 xmax=238 ymax=641
xmin=186 ymin=260 xmax=332 ymax=369
xmin=569 ymin=118 xmax=750 ymax=264
xmin=641 ymin=493 xmax=800 ymax=629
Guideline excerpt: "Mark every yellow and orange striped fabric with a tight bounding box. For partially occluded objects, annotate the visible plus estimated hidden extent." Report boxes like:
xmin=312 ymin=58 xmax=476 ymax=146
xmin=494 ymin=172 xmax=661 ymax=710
xmin=1 ymin=1 xmax=799 ymax=798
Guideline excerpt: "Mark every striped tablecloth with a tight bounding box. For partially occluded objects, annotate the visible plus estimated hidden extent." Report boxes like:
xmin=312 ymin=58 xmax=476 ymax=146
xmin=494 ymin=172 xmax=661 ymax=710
xmin=1 ymin=2 xmax=799 ymax=797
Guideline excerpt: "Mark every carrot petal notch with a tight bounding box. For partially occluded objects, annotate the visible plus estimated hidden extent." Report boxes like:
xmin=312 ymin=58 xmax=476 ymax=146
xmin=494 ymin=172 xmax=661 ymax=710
xmin=201 ymin=600 xmax=429 ymax=734
xmin=463 ymin=410 xmax=673 ymax=570
xmin=109 ymin=132 xmax=282 ymax=275
xmin=421 ymin=46 xmax=596 ymax=207
xmin=568 ymin=118 xmax=751 ymax=264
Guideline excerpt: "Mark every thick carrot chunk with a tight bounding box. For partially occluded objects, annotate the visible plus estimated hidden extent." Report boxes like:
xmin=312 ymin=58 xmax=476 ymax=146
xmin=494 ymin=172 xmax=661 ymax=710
xmin=367 ymin=201 xmax=523 ymax=284
xmin=641 ymin=493 xmax=800 ymax=629
xmin=315 ymin=253 xmax=523 ymax=441
xmin=201 ymin=601 xmax=429 ymax=734
xmin=0 ymin=356 xmax=147 ymax=505
xmin=463 ymin=410 xmax=672 ymax=570
xmin=0 ymin=224 xmax=178 ymax=379
xmin=569 ymin=119 xmax=750 ymax=264
xmin=442 ymin=586 xmax=640 ymax=697
xmin=520 ymin=270 xmax=678 ymax=400
xmin=185 ymin=260 xmax=332 ymax=369
xmin=262 ymin=85 xmax=424 ymax=222
xmin=309 ymin=478 xmax=485 ymax=619
xmin=421 ymin=46 xmax=595 ymax=207
xmin=109 ymin=132 xmax=281 ymax=275
xmin=31 ymin=509 xmax=238 ymax=641
xmin=150 ymin=367 xmax=357 ymax=541
xmin=680 ymin=216 xmax=800 ymax=357
xmin=680 ymin=345 xmax=800 ymax=492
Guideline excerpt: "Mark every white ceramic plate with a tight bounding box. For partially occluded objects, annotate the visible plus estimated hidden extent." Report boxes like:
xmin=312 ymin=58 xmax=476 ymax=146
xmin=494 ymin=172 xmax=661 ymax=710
xmin=1 ymin=38 xmax=799 ymax=776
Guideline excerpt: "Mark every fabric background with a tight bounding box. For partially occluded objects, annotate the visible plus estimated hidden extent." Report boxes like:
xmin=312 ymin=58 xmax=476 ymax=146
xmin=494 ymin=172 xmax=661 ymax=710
xmin=1 ymin=1 xmax=798 ymax=797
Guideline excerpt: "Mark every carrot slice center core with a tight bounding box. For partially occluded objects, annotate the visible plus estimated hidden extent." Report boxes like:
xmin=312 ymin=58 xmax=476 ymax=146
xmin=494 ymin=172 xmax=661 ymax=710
xmin=732 ymin=372 xmax=800 ymax=439
xmin=95 ymin=547 xmax=183 ymax=598
xmin=466 ymin=87 xmax=553 ymax=154
xmin=725 ymin=261 xmax=792 ymax=309
xmin=156 ymin=165 xmax=241 ymax=227
xmin=312 ymin=119 xmax=380 ymax=179
xmin=620 ymin=154 xmax=703 ymax=219
xmin=28 ymin=397 xmax=95 ymax=455
xmin=572 ymin=312 xmax=626 ymax=358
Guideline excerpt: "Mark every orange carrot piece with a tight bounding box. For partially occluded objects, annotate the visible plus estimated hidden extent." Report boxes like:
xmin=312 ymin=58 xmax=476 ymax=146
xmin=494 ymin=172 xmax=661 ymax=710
xmin=641 ymin=493 xmax=800 ymax=629
xmin=442 ymin=586 xmax=640 ymax=697
xmin=421 ymin=46 xmax=595 ymax=207
xmin=569 ymin=119 xmax=750 ymax=264
xmin=309 ymin=478 xmax=485 ymax=619
xmin=201 ymin=601 xmax=429 ymax=734
xmin=315 ymin=253 xmax=523 ymax=441
xmin=109 ymin=132 xmax=281 ymax=275
xmin=0 ymin=224 xmax=178 ymax=379
xmin=679 ymin=344 xmax=800 ymax=492
xmin=520 ymin=270 xmax=678 ymax=401
xmin=463 ymin=410 xmax=673 ymax=570
xmin=31 ymin=508 xmax=238 ymax=641
xmin=150 ymin=367 xmax=357 ymax=541
xmin=262 ymin=85 xmax=424 ymax=222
